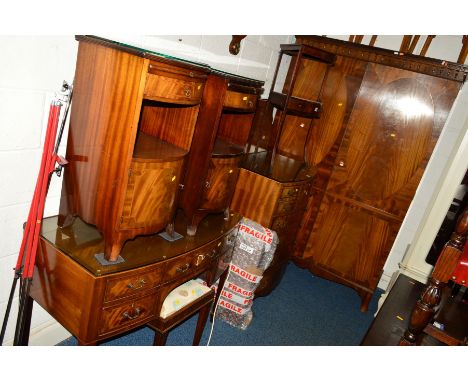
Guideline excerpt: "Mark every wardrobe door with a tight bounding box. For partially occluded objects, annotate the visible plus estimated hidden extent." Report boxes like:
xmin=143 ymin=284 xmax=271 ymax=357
xmin=302 ymin=63 xmax=460 ymax=310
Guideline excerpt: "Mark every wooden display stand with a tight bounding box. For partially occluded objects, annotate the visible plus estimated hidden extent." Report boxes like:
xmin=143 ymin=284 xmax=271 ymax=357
xmin=230 ymin=44 xmax=334 ymax=296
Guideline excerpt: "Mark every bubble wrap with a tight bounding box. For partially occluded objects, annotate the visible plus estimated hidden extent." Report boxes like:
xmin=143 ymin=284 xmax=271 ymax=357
xmin=215 ymin=218 xmax=278 ymax=329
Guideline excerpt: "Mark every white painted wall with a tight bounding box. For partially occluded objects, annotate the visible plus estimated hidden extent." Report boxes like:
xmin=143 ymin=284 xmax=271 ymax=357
xmin=0 ymin=34 xmax=466 ymax=346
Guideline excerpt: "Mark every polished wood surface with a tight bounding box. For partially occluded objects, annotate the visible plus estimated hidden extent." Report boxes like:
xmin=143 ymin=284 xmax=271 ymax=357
xmin=120 ymin=158 xmax=184 ymax=230
xmin=291 ymin=37 xmax=462 ymax=311
xmin=29 ymin=212 xmax=240 ymax=345
xmin=133 ymin=133 xmax=187 ymax=161
xmin=217 ymin=112 xmax=255 ymax=146
xmin=296 ymin=35 xmax=468 ymax=82
xmin=178 ymin=72 xmax=263 ymax=235
xmin=223 ymin=90 xmax=257 ymax=111
xmin=230 ymin=165 xmax=313 ymax=296
xmin=200 ymin=156 xmax=241 ymax=211
xmin=144 ymin=61 xmax=206 ymax=105
xmin=139 ymin=101 xmax=200 ymax=152
xmin=59 ymin=39 xmax=148 ymax=261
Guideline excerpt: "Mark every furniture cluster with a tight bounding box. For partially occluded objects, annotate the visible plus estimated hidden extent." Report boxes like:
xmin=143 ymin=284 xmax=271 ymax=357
xmin=23 ymin=34 xmax=468 ymax=346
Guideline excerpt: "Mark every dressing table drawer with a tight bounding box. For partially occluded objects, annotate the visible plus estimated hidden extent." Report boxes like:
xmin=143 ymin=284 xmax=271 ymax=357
xmin=223 ymin=91 xmax=257 ymax=111
xmin=99 ymin=293 xmax=155 ymax=335
xmin=144 ymin=62 xmax=206 ymax=105
xmin=104 ymin=269 xmax=162 ymax=302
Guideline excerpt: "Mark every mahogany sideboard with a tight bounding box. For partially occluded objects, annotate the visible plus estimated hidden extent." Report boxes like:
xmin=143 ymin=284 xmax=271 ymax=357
xmin=21 ymin=212 xmax=240 ymax=346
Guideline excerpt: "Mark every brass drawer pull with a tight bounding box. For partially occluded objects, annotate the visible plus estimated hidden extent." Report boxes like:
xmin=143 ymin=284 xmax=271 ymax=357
xmin=127 ymin=278 xmax=146 ymax=290
xmin=123 ymin=307 xmax=141 ymax=320
xmin=207 ymin=249 xmax=217 ymax=258
xmin=176 ymin=263 xmax=190 ymax=273
xmin=184 ymin=88 xmax=192 ymax=97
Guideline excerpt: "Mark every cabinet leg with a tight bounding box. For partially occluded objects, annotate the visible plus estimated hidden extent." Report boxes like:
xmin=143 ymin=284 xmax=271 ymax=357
xmin=104 ymin=240 xmax=124 ymax=262
xmin=153 ymin=331 xmax=168 ymax=346
xmin=399 ymin=278 xmax=442 ymax=345
xmin=187 ymin=213 xmax=207 ymax=236
xmin=193 ymin=304 xmax=211 ymax=346
xmin=359 ymin=291 xmax=373 ymax=312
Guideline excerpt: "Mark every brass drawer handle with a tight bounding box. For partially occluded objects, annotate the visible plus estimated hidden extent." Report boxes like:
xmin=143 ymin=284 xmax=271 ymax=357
xmin=127 ymin=278 xmax=146 ymax=290
xmin=184 ymin=88 xmax=192 ymax=97
xmin=207 ymin=249 xmax=217 ymax=258
xmin=176 ymin=263 xmax=190 ymax=273
xmin=123 ymin=307 xmax=141 ymax=320
xmin=247 ymin=100 xmax=253 ymax=107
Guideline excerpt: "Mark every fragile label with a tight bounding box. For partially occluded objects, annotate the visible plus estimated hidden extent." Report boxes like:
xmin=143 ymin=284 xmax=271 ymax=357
xmin=229 ymin=264 xmax=263 ymax=283
xmin=218 ymin=298 xmax=247 ymax=315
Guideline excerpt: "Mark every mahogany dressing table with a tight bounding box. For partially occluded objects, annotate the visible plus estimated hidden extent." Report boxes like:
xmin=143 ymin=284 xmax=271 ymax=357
xmin=20 ymin=211 xmax=240 ymax=345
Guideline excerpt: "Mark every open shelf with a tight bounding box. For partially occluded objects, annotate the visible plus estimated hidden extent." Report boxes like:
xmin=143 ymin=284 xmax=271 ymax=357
xmin=280 ymin=44 xmax=337 ymax=64
xmin=132 ymin=132 xmax=188 ymax=162
xmin=212 ymin=137 xmax=244 ymax=157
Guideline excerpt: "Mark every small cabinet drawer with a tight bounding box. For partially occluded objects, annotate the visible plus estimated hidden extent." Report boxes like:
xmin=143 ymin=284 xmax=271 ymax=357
xmin=104 ymin=269 xmax=163 ymax=302
xmin=223 ymin=91 xmax=257 ymax=111
xmin=99 ymin=294 xmax=155 ymax=335
xmin=144 ymin=62 xmax=206 ymax=105
xmin=280 ymin=186 xmax=301 ymax=200
xmin=162 ymin=242 xmax=221 ymax=283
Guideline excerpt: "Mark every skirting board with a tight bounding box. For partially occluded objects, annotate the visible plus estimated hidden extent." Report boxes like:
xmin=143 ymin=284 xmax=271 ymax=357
xmin=2 ymin=319 xmax=71 ymax=346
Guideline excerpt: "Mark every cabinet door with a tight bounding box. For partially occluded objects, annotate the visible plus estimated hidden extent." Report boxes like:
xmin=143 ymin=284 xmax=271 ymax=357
xmin=200 ymin=157 xmax=241 ymax=211
xmin=120 ymin=159 xmax=183 ymax=230
xmin=325 ymin=64 xmax=458 ymax=218
xmin=305 ymin=194 xmax=401 ymax=292
xmin=302 ymin=63 xmax=460 ymax=295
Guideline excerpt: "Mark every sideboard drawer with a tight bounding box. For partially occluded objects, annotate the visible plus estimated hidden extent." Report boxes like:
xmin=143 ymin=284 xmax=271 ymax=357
xmin=163 ymin=241 xmax=221 ymax=283
xmin=99 ymin=293 xmax=155 ymax=335
xmin=104 ymin=269 xmax=163 ymax=302
xmin=223 ymin=91 xmax=257 ymax=111
xmin=144 ymin=62 xmax=205 ymax=105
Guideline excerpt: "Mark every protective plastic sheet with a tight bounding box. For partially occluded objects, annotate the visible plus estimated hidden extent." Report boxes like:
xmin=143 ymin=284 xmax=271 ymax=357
xmin=214 ymin=218 xmax=278 ymax=329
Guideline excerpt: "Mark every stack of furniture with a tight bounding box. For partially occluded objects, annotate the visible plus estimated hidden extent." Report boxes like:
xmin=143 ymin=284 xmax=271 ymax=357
xmin=20 ymin=35 xmax=263 ymax=346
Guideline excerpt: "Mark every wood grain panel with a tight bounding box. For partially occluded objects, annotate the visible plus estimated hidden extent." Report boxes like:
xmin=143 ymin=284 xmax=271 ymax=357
xmin=230 ymin=168 xmax=281 ymax=227
xmin=200 ymin=156 xmax=242 ymax=211
xmin=305 ymin=194 xmax=400 ymax=291
xmin=30 ymin=239 xmax=102 ymax=342
xmin=223 ymin=90 xmax=257 ymax=111
xmin=144 ymin=73 xmax=204 ymax=105
xmin=326 ymin=64 xmax=459 ymax=217
xmin=217 ymin=112 xmax=255 ymax=146
xmin=139 ymin=102 xmax=200 ymax=151
xmin=277 ymin=114 xmax=313 ymax=160
xmin=120 ymin=158 xmax=184 ymax=230
xmin=60 ymin=39 xmax=149 ymax=261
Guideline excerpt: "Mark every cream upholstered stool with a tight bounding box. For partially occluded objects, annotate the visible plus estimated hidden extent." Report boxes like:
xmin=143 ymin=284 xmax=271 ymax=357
xmin=147 ymin=279 xmax=215 ymax=346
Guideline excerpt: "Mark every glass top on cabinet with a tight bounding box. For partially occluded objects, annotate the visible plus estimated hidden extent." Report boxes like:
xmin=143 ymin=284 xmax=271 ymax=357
xmin=40 ymin=212 xmax=241 ymax=277
xmin=77 ymin=35 xmax=265 ymax=87
xmin=76 ymin=35 xmax=211 ymax=71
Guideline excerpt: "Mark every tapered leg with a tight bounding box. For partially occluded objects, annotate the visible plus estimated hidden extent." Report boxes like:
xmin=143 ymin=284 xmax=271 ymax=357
xmin=193 ymin=303 xmax=212 ymax=346
xmin=153 ymin=331 xmax=168 ymax=346
xmin=399 ymin=278 xmax=443 ymax=345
